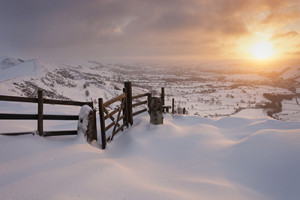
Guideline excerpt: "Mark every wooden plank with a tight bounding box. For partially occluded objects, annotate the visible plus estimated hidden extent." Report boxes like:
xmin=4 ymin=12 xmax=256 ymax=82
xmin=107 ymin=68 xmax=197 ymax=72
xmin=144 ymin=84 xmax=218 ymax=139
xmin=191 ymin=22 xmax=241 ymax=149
xmin=103 ymin=93 xmax=126 ymax=107
xmin=44 ymin=99 xmax=92 ymax=107
xmin=0 ymin=113 xmax=37 ymax=120
xmin=103 ymin=107 xmax=121 ymax=128
xmin=172 ymin=98 xmax=175 ymax=114
xmin=132 ymin=100 xmax=147 ymax=108
xmin=38 ymin=90 xmax=43 ymax=136
xmin=147 ymin=93 xmax=152 ymax=111
xmin=132 ymin=93 xmax=148 ymax=100
xmin=161 ymin=87 xmax=165 ymax=105
xmin=133 ymin=108 xmax=147 ymax=116
xmin=43 ymin=130 xmax=77 ymax=137
xmin=0 ymin=131 xmax=35 ymax=136
xmin=109 ymin=123 xmax=126 ymax=141
xmin=105 ymin=121 xmax=115 ymax=132
xmin=0 ymin=95 xmax=37 ymax=103
xmin=124 ymin=82 xmax=133 ymax=125
xmin=111 ymin=98 xmax=125 ymax=141
xmin=98 ymin=98 xmax=107 ymax=149
xmin=43 ymin=115 xmax=78 ymax=120
xmin=104 ymin=108 xmax=119 ymax=120
xmin=117 ymin=115 xmax=125 ymax=122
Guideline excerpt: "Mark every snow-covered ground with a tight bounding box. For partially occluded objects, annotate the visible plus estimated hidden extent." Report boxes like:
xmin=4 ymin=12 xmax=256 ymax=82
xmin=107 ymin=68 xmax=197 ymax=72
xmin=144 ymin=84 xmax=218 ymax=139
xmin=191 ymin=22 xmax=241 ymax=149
xmin=1 ymin=56 xmax=300 ymax=199
xmin=1 ymin=111 xmax=300 ymax=200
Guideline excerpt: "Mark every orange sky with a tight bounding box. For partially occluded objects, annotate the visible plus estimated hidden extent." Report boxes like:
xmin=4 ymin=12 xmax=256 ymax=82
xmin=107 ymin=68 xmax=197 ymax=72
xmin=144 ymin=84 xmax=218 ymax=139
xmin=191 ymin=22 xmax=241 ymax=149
xmin=0 ymin=0 xmax=299 ymax=61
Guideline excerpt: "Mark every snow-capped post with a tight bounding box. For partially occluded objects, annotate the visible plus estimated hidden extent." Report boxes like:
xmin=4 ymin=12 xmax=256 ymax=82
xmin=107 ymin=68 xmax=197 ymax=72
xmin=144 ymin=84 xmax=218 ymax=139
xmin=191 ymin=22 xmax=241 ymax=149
xmin=37 ymin=90 xmax=43 ymax=136
xmin=78 ymin=105 xmax=97 ymax=143
xmin=124 ymin=82 xmax=133 ymax=125
xmin=98 ymin=98 xmax=106 ymax=149
xmin=149 ymin=97 xmax=163 ymax=125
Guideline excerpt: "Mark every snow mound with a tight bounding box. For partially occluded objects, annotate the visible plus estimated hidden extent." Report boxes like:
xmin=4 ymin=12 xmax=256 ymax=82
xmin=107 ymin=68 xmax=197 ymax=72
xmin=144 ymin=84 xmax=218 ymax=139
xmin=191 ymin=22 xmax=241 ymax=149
xmin=1 ymin=113 xmax=300 ymax=200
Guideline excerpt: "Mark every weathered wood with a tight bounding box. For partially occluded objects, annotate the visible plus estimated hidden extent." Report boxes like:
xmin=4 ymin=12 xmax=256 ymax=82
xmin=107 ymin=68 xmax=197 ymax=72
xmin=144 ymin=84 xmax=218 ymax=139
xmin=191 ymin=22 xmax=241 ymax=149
xmin=43 ymin=115 xmax=78 ymax=120
xmin=0 ymin=131 xmax=35 ymax=136
xmin=105 ymin=121 xmax=115 ymax=132
xmin=132 ymin=93 xmax=148 ymax=100
xmin=123 ymin=88 xmax=128 ymax=127
xmin=0 ymin=95 xmax=37 ymax=103
xmin=147 ymin=93 xmax=152 ymax=111
xmin=38 ymin=90 xmax=43 ymax=136
xmin=98 ymin=98 xmax=107 ymax=149
xmin=172 ymin=98 xmax=175 ymax=114
xmin=161 ymin=87 xmax=165 ymax=105
xmin=111 ymin=98 xmax=125 ymax=141
xmin=162 ymin=106 xmax=171 ymax=113
xmin=44 ymin=99 xmax=92 ymax=107
xmin=132 ymin=100 xmax=147 ymax=108
xmin=0 ymin=113 xmax=37 ymax=120
xmin=133 ymin=108 xmax=147 ymax=116
xmin=103 ymin=93 xmax=126 ymax=107
xmin=124 ymin=82 xmax=133 ymax=125
xmin=43 ymin=130 xmax=77 ymax=137
xmin=108 ymin=123 xmax=126 ymax=142
xmin=104 ymin=108 xmax=119 ymax=120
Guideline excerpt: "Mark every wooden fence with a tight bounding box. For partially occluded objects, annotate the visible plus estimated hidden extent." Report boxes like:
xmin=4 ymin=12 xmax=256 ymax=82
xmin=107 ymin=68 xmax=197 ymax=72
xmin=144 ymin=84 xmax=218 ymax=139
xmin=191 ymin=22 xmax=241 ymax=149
xmin=0 ymin=90 xmax=93 ymax=136
xmin=98 ymin=82 xmax=150 ymax=149
xmin=0 ymin=81 xmax=181 ymax=148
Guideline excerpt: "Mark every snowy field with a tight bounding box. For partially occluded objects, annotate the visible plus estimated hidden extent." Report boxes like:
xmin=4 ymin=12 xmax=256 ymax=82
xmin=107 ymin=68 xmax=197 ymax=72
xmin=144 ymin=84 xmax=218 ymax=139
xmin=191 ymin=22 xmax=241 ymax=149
xmin=1 ymin=57 xmax=300 ymax=199
xmin=1 ymin=111 xmax=300 ymax=200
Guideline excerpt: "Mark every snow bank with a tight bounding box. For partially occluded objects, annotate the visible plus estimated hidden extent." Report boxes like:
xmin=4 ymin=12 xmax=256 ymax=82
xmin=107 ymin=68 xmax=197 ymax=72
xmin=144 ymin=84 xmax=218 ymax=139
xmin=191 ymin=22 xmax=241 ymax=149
xmin=0 ymin=113 xmax=300 ymax=200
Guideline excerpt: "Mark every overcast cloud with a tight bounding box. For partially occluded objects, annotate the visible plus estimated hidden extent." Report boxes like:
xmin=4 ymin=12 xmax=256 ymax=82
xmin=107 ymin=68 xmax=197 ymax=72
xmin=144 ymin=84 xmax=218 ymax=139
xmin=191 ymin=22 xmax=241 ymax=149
xmin=0 ymin=0 xmax=299 ymax=61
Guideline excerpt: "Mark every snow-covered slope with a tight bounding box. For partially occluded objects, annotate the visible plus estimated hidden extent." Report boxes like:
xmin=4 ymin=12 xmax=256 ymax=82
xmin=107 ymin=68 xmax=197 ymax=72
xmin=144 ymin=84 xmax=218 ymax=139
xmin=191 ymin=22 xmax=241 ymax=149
xmin=0 ymin=58 xmax=39 ymax=81
xmin=0 ymin=56 xmax=299 ymax=120
xmin=0 ymin=112 xmax=300 ymax=200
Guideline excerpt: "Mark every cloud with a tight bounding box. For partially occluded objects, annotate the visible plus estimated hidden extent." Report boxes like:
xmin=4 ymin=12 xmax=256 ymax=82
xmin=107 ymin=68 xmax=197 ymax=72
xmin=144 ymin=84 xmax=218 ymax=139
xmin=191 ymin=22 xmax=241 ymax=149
xmin=0 ymin=0 xmax=299 ymax=60
xmin=285 ymin=51 xmax=300 ymax=55
xmin=271 ymin=31 xmax=299 ymax=40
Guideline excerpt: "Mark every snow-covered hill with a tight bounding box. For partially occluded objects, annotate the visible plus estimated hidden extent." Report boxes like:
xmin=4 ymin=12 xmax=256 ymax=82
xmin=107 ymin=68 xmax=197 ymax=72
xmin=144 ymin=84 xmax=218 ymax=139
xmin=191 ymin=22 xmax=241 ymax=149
xmin=0 ymin=56 xmax=299 ymax=120
xmin=1 ymin=56 xmax=300 ymax=199
xmin=1 ymin=112 xmax=300 ymax=200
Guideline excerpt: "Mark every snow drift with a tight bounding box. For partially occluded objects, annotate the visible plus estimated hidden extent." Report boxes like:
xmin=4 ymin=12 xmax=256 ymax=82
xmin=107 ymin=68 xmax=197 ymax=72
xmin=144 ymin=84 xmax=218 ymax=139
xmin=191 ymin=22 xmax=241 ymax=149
xmin=1 ymin=111 xmax=300 ymax=200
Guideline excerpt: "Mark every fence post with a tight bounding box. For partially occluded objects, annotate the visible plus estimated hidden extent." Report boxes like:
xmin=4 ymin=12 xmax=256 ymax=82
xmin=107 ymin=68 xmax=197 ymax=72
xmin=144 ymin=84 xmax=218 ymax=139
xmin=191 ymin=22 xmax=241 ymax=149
xmin=98 ymin=98 xmax=106 ymax=149
xmin=38 ymin=90 xmax=43 ymax=136
xmin=123 ymin=88 xmax=128 ymax=127
xmin=172 ymin=98 xmax=175 ymax=114
xmin=147 ymin=93 xmax=152 ymax=111
xmin=124 ymin=82 xmax=133 ymax=125
xmin=161 ymin=87 xmax=165 ymax=105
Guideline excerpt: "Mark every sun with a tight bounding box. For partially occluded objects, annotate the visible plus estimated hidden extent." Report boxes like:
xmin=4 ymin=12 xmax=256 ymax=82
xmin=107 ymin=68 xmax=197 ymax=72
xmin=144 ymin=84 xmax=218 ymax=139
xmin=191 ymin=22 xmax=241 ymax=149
xmin=250 ymin=41 xmax=274 ymax=60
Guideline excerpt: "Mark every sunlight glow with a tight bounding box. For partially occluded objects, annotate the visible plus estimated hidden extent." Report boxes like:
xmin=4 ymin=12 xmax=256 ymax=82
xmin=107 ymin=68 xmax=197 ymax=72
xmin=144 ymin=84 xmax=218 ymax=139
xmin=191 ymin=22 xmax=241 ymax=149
xmin=250 ymin=41 xmax=274 ymax=60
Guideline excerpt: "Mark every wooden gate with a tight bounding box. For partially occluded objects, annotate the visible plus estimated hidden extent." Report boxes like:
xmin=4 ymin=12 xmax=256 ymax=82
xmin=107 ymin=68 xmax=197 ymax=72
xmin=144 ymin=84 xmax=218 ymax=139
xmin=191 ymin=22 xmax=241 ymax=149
xmin=98 ymin=82 xmax=150 ymax=149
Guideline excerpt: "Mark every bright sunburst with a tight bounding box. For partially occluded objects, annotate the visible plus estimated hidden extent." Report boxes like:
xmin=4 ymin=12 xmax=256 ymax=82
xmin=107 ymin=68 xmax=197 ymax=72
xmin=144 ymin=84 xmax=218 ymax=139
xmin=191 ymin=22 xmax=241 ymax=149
xmin=250 ymin=41 xmax=274 ymax=60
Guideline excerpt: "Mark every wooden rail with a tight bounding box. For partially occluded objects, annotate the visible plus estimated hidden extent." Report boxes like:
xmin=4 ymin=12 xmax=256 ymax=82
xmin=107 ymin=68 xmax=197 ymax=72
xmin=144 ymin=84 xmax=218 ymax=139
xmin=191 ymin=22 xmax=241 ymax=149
xmin=0 ymin=90 xmax=93 ymax=136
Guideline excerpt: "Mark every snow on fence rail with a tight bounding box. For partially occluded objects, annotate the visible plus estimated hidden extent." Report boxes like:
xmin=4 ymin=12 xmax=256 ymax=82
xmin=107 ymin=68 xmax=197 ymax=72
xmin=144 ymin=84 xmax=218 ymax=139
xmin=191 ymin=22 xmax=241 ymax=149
xmin=0 ymin=90 xmax=94 ymax=136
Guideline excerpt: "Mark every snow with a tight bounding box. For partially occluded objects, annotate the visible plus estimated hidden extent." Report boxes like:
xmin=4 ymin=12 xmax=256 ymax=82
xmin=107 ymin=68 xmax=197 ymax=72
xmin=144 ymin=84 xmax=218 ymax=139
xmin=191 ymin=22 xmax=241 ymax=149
xmin=0 ymin=60 xmax=39 ymax=81
xmin=0 ymin=56 xmax=300 ymax=199
xmin=77 ymin=105 xmax=93 ymax=135
xmin=1 ymin=113 xmax=300 ymax=200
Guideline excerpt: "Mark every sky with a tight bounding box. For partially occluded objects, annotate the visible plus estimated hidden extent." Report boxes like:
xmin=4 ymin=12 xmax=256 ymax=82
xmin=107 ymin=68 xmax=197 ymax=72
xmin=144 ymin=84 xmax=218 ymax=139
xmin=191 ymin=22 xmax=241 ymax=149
xmin=0 ymin=0 xmax=300 ymax=62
